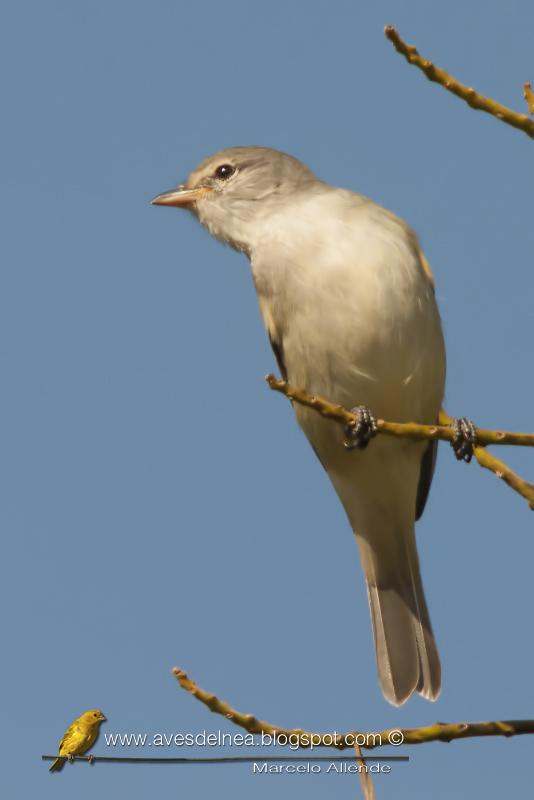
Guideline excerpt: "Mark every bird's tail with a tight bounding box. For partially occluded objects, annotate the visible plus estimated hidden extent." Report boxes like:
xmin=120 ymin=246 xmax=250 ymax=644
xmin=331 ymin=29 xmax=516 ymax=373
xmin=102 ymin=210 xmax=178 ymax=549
xmin=49 ymin=757 xmax=66 ymax=772
xmin=357 ymin=521 xmax=441 ymax=706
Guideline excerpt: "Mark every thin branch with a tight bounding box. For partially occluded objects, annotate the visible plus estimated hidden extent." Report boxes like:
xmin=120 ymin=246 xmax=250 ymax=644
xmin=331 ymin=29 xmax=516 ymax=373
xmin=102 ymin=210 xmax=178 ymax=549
xmin=355 ymin=741 xmax=375 ymax=800
xmin=438 ymin=409 xmax=534 ymax=509
xmin=266 ymin=374 xmax=534 ymax=510
xmin=267 ymin=374 xmax=534 ymax=448
xmin=384 ymin=25 xmax=534 ymax=140
xmin=524 ymin=82 xmax=534 ymax=115
xmin=173 ymin=668 xmax=534 ymax=749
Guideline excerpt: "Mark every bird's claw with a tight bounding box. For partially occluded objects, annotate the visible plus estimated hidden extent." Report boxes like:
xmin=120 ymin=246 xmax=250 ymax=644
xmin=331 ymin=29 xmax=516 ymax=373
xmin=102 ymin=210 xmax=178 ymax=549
xmin=87 ymin=754 xmax=95 ymax=765
xmin=451 ymin=417 xmax=478 ymax=462
xmin=67 ymin=754 xmax=75 ymax=763
xmin=344 ymin=406 xmax=378 ymax=450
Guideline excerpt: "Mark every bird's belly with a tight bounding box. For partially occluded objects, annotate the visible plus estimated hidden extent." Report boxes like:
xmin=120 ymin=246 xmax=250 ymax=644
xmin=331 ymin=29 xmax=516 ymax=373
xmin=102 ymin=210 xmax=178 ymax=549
xmin=253 ymin=226 xmax=445 ymax=432
xmin=283 ymin=304 xmax=443 ymax=427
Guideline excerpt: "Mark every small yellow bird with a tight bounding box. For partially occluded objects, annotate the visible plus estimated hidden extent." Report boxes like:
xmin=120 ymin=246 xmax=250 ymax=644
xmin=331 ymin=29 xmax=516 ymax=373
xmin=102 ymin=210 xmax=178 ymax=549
xmin=49 ymin=709 xmax=107 ymax=772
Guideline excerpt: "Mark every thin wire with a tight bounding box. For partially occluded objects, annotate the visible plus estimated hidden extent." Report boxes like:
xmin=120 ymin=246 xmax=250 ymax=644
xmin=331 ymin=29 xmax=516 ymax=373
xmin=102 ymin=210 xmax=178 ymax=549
xmin=42 ymin=754 xmax=409 ymax=764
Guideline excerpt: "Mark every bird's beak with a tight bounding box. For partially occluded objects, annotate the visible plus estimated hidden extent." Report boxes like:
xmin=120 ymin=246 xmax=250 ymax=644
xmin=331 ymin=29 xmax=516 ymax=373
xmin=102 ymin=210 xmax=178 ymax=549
xmin=151 ymin=185 xmax=213 ymax=207
xmin=100 ymin=713 xmax=107 ymax=721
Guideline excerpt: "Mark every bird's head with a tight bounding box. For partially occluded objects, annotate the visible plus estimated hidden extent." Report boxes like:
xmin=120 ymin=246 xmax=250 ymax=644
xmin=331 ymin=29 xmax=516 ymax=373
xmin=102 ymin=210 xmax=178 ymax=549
xmin=81 ymin=709 xmax=107 ymax=724
xmin=151 ymin=146 xmax=318 ymax=253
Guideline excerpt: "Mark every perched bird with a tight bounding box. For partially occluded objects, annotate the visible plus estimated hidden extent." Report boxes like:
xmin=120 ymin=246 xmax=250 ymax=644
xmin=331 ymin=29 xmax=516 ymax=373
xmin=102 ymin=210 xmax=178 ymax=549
xmin=152 ymin=147 xmax=447 ymax=705
xmin=49 ymin=709 xmax=106 ymax=772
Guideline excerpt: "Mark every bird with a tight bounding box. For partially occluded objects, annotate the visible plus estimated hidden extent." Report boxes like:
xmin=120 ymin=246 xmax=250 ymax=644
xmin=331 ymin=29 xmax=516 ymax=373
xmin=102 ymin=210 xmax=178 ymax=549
xmin=49 ymin=709 xmax=106 ymax=772
xmin=152 ymin=146 xmax=446 ymax=705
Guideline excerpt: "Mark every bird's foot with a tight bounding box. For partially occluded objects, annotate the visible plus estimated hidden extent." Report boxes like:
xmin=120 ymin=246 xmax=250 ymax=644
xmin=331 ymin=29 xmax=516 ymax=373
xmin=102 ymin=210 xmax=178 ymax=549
xmin=67 ymin=754 xmax=75 ymax=763
xmin=87 ymin=755 xmax=95 ymax=765
xmin=344 ymin=406 xmax=378 ymax=450
xmin=451 ymin=417 xmax=478 ymax=462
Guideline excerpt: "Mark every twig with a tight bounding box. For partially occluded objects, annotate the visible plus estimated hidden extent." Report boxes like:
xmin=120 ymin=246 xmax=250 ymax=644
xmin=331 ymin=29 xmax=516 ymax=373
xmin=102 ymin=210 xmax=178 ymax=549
xmin=173 ymin=668 xmax=534 ymax=749
xmin=384 ymin=25 xmax=534 ymax=140
xmin=524 ymin=83 xmax=534 ymax=115
xmin=265 ymin=375 xmax=534 ymax=510
xmin=355 ymin=742 xmax=375 ymax=799
xmin=267 ymin=374 xmax=534 ymax=448
xmin=438 ymin=409 xmax=534 ymax=509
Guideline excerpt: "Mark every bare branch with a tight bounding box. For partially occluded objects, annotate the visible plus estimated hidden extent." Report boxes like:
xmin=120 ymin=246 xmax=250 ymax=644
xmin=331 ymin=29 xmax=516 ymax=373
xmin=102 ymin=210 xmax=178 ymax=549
xmin=266 ymin=374 xmax=534 ymax=510
xmin=438 ymin=409 xmax=534 ymax=509
xmin=173 ymin=668 xmax=534 ymax=749
xmin=524 ymin=82 xmax=534 ymax=115
xmin=267 ymin=375 xmax=534 ymax=448
xmin=384 ymin=25 xmax=534 ymax=140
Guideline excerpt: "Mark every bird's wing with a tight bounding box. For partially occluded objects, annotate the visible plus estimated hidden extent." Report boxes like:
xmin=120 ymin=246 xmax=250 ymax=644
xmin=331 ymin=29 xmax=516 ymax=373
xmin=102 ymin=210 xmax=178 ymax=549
xmin=417 ymin=247 xmax=436 ymax=291
xmin=58 ymin=722 xmax=77 ymax=753
xmin=59 ymin=720 xmax=96 ymax=756
xmin=413 ymin=245 xmax=441 ymax=520
xmin=415 ymin=437 xmax=438 ymax=520
xmin=268 ymin=333 xmax=287 ymax=380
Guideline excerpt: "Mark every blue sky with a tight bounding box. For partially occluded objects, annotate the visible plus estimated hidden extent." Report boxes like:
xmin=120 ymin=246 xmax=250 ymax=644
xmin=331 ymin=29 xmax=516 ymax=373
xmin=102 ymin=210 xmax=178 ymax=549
xmin=2 ymin=1 xmax=534 ymax=798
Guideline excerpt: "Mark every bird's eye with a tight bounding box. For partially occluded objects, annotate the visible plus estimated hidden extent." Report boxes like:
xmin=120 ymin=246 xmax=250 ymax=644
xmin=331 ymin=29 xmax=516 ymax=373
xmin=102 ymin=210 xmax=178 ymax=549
xmin=214 ymin=164 xmax=236 ymax=180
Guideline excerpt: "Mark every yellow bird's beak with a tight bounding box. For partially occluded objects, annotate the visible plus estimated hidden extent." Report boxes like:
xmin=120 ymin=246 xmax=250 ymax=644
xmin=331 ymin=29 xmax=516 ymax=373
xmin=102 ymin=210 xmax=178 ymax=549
xmin=151 ymin=185 xmax=213 ymax=207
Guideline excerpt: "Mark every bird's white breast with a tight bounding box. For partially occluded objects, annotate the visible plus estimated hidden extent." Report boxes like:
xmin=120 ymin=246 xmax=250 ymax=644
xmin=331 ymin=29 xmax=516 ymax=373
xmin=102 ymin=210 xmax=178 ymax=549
xmin=250 ymin=187 xmax=445 ymax=425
